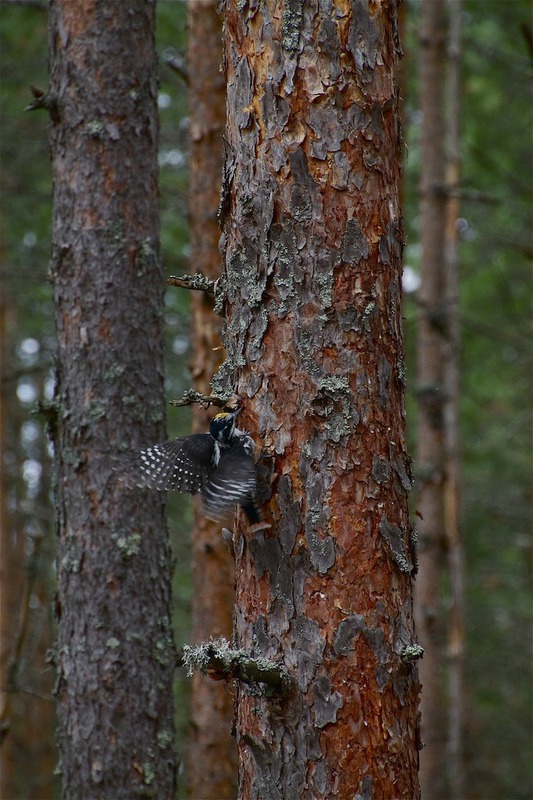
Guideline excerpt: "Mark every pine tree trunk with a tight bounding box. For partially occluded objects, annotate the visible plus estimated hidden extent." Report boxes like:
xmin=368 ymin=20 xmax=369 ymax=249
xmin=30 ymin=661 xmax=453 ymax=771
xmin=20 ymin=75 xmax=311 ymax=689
xmin=48 ymin=2 xmax=176 ymax=797
xmin=414 ymin=0 xmax=448 ymax=796
xmin=0 ymin=312 xmax=56 ymax=800
xmin=220 ymin=2 xmax=420 ymax=797
xmin=443 ymin=3 xmax=465 ymax=796
xmin=186 ymin=2 xmax=238 ymax=797
xmin=0 ymin=295 xmax=24 ymax=797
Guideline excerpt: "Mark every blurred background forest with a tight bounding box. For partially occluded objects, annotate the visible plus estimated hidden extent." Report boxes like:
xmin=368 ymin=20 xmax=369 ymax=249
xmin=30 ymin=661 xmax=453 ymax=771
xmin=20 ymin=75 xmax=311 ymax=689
xmin=0 ymin=1 xmax=531 ymax=799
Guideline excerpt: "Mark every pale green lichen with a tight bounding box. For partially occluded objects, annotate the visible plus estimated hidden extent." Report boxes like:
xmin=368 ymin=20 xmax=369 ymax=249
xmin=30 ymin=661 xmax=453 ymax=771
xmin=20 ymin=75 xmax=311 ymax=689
xmin=121 ymin=394 xmax=139 ymax=407
xmin=153 ymin=632 xmax=173 ymax=667
xmin=85 ymin=119 xmax=104 ymax=138
xmin=282 ymin=0 xmax=303 ymax=55
xmin=313 ymin=264 xmax=334 ymax=308
xmin=104 ymin=363 xmax=125 ymax=381
xmin=105 ymin=217 xmax=124 ymax=244
xmin=318 ymin=375 xmax=350 ymax=395
xmin=63 ymin=447 xmax=83 ymax=468
xmin=142 ymin=759 xmax=155 ymax=785
xmin=148 ymin=408 xmax=164 ymax=424
xmin=227 ymin=250 xmax=265 ymax=308
xmin=59 ymin=536 xmax=82 ymax=573
xmin=111 ymin=530 xmax=142 ymax=558
xmin=156 ymin=729 xmax=174 ymax=750
xmin=135 ymin=239 xmax=155 ymax=277
xmin=295 ymin=328 xmax=321 ymax=377
xmin=400 ymin=644 xmax=425 ymax=663
xmin=379 ymin=515 xmax=413 ymax=573
xmin=397 ymin=358 xmax=407 ymax=385
xmin=87 ymin=400 xmax=106 ymax=421
xmin=315 ymin=375 xmax=357 ymax=442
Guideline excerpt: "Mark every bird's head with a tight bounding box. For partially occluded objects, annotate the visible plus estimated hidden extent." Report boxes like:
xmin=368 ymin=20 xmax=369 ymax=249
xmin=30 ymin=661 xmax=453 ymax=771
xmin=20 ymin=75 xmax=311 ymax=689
xmin=209 ymin=408 xmax=241 ymax=444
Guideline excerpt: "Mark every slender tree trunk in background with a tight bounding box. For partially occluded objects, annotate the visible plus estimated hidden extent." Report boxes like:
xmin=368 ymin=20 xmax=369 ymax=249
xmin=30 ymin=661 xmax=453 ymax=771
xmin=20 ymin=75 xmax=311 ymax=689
xmin=48 ymin=2 xmax=176 ymax=797
xmin=22 ymin=370 xmax=57 ymax=799
xmin=220 ymin=2 xmax=420 ymax=797
xmin=1 ymin=311 xmax=56 ymax=800
xmin=186 ymin=2 xmax=238 ymax=797
xmin=414 ymin=1 xmax=448 ymax=797
xmin=443 ymin=2 xmax=465 ymax=796
xmin=0 ymin=296 xmax=23 ymax=797
xmin=0 ymin=296 xmax=13 ymax=752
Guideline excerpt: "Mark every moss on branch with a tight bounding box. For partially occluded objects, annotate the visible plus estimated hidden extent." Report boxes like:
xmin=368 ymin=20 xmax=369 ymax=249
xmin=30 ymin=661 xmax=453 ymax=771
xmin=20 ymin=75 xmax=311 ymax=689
xmin=169 ymin=389 xmax=241 ymax=410
xmin=177 ymin=637 xmax=292 ymax=695
xmin=167 ymin=273 xmax=217 ymax=295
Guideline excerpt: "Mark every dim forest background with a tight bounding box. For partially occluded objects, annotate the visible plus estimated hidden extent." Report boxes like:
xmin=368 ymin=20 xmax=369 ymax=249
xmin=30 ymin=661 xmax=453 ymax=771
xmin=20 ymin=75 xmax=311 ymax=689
xmin=0 ymin=1 xmax=531 ymax=799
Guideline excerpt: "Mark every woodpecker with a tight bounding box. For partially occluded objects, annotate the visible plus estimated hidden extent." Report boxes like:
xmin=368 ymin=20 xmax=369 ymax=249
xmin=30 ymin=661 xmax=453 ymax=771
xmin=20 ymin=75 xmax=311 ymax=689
xmin=121 ymin=408 xmax=262 ymax=525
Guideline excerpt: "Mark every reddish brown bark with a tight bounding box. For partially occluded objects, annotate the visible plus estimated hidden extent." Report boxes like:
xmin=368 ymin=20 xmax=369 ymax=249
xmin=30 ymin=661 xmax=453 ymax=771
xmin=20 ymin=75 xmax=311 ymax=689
xmin=186 ymin=2 xmax=237 ymax=798
xmin=218 ymin=2 xmax=420 ymax=797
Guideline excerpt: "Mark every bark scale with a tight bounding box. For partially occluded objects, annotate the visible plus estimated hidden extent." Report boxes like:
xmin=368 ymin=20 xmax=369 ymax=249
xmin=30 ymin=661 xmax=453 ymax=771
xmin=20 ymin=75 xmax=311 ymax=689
xmin=186 ymin=2 xmax=238 ymax=797
xmin=48 ymin=2 xmax=176 ymax=797
xmin=219 ymin=2 xmax=420 ymax=797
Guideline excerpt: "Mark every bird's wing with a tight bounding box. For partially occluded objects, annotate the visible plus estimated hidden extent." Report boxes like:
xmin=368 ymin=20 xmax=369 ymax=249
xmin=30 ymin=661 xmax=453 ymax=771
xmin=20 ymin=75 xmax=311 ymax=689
xmin=118 ymin=434 xmax=214 ymax=493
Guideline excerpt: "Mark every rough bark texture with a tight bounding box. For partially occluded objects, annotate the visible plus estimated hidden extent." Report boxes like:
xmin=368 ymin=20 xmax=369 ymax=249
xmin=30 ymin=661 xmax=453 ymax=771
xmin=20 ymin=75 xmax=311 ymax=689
xmin=48 ymin=2 xmax=176 ymax=797
xmin=186 ymin=2 xmax=238 ymax=798
xmin=219 ymin=2 xmax=420 ymax=798
xmin=414 ymin=2 xmax=448 ymax=797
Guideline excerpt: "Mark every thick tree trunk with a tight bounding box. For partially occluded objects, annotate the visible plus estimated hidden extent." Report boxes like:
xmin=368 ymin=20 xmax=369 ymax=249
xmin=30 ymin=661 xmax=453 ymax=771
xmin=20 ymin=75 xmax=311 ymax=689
xmin=220 ymin=2 xmax=420 ymax=797
xmin=48 ymin=2 xmax=176 ymax=797
xmin=414 ymin=1 xmax=448 ymax=796
xmin=186 ymin=2 xmax=238 ymax=798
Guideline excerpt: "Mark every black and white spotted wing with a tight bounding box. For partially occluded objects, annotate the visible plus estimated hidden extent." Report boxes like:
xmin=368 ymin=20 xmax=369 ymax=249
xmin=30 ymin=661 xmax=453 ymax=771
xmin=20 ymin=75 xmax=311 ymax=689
xmin=201 ymin=443 xmax=258 ymax=522
xmin=122 ymin=434 xmax=215 ymax=493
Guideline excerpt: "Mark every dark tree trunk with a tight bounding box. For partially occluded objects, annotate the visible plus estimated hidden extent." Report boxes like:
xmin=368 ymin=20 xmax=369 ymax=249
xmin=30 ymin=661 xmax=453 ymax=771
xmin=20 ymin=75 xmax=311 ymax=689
xmin=186 ymin=1 xmax=238 ymax=797
xmin=48 ymin=2 xmax=176 ymax=797
xmin=219 ymin=2 xmax=421 ymax=797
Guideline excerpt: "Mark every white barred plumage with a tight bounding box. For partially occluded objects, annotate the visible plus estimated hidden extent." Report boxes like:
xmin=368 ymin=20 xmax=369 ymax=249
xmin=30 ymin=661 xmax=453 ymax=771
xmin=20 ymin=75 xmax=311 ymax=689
xmin=119 ymin=409 xmax=262 ymax=524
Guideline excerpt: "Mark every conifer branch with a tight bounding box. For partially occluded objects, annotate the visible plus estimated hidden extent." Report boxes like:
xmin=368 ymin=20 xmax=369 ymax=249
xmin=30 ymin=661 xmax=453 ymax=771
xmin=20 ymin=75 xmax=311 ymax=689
xmin=167 ymin=274 xmax=217 ymax=295
xmin=169 ymin=390 xmax=230 ymax=409
xmin=177 ymin=638 xmax=292 ymax=695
